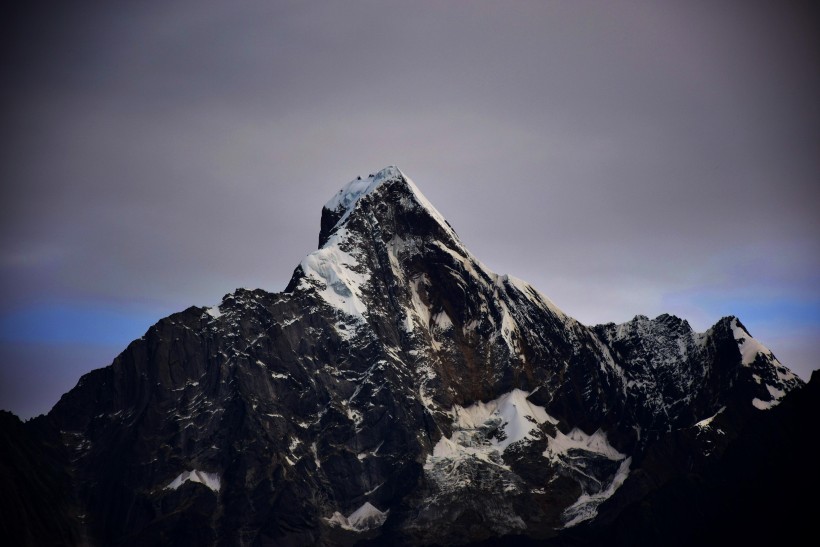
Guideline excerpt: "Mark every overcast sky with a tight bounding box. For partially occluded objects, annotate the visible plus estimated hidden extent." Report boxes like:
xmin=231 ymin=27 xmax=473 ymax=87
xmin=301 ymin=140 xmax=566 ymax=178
xmin=2 ymin=1 xmax=818 ymax=419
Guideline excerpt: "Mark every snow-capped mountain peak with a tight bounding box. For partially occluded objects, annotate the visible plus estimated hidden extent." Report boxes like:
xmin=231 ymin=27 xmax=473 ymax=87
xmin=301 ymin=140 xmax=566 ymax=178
xmin=318 ymin=165 xmax=460 ymax=249
xmin=324 ymin=165 xmax=406 ymax=215
xmin=8 ymin=167 xmax=809 ymax=547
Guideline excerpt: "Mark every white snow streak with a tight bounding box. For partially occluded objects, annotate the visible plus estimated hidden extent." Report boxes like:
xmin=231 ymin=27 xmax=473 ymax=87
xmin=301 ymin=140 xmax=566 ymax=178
xmin=562 ymin=458 xmax=632 ymax=528
xmin=165 ymin=470 xmax=221 ymax=493
xmin=695 ymin=406 xmax=726 ymax=429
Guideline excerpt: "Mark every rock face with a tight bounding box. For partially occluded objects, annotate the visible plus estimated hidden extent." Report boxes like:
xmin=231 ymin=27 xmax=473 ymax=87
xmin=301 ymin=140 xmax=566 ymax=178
xmin=0 ymin=166 xmax=812 ymax=546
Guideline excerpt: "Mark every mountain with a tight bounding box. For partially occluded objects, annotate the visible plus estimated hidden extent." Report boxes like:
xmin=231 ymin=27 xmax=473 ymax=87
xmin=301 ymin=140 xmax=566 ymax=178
xmin=0 ymin=166 xmax=813 ymax=546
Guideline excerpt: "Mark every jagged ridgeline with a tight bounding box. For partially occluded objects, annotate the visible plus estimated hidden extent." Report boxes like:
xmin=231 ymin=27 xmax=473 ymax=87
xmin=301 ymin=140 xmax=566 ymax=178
xmin=1 ymin=166 xmax=812 ymax=546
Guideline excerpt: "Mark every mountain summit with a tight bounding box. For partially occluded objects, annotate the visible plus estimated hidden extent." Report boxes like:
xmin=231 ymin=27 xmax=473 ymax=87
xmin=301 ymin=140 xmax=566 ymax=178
xmin=0 ymin=167 xmax=811 ymax=546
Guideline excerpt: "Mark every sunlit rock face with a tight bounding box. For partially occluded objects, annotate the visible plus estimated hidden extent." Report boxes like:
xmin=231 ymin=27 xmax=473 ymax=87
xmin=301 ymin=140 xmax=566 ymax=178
xmin=1 ymin=167 xmax=806 ymax=546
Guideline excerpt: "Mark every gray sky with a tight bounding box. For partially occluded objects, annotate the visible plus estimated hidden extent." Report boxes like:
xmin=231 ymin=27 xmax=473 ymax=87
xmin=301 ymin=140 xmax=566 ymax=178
xmin=2 ymin=1 xmax=818 ymax=419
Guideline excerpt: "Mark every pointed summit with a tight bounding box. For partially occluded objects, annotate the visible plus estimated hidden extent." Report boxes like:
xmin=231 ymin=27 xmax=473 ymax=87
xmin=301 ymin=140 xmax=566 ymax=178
xmin=324 ymin=166 xmax=406 ymax=216
xmin=318 ymin=166 xmax=458 ymax=248
xmin=292 ymin=167 xmax=471 ymax=322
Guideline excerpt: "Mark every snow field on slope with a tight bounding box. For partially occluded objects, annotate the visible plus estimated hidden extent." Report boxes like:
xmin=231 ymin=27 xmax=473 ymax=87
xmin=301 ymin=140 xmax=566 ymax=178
xmin=544 ymin=427 xmax=625 ymax=462
xmin=730 ymin=318 xmax=796 ymax=410
xmin=428 ymin=389 xmax=627 ymax=463
xmin=450 ymin=389 xmax=554 ymax=449
xmin=325 ymin=501 xmax=389 ymax=532
xmin=298 ymin=228 xmax=369 ymax=320
xmin=730 ymin=318 xmax=774 ymax=366
xmin=324 ymin=167 xmax=402 ymax=222
xmin=423 ymin=389 xmax=632 ymax=529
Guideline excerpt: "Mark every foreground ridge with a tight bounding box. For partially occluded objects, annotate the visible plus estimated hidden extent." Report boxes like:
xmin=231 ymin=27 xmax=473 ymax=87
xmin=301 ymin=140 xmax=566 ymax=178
xmin=0 ymin=167 xmax=809 ymax=546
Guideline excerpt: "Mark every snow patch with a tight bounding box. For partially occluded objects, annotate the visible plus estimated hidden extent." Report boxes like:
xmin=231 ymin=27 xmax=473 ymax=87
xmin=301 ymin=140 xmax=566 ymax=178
xmin=448 ymin=389 xmax=555 ymax=450
xmin=298 ymin=228 xmax=370 ymax=320
xmin=322 ymin=166 xmax=459 ymax=244
xmin=562 ymin=457 xmax=631 ymax=528
xmin=751 ymin=384 xmax=786 ymax=410
xmin=432 ymin=310 xmax=453 ymax=331
xmin=544 ymin=428 xmax=625 ymax=462
xmin=324 ymin=167 xmax=403 ymax=221
xmin=311 ymin=442 xmax=321 ymax=468
xmin=776 ymin=367 xmax=797 ymax=383
xmin=205 ymin=305 xmax=222 ymax=319
xmin=342 ymin=401 xmax=363 ymax=427
xmin=426 ymin=390 xmax=631 ymax=529
xmin=165 ymin=470 xmax=221 ymax=493
xmin=539 ymin=423 xmax=629 ymax=527
xmin=408 ymin=275 xmax=431 ymax=329
xmin=498 ymin=304 xmax=520 ymax=355
xmin=425 ymin=389 xmax=553 ymax=481
xmin=289 ymin=437 xmax=301 ymax=453
xmin=730 ymin=318 xmax=773 ymax=366
xmin=695 ymin=406 xmax=726 ymax=429
xmin=766 ymin=384 xmax=785 ymax=400
xmin=752 ymin=398 xmax=778 ymax=410
xmin=325 ymin=502 xmax=388 ymax=532
xmin=334 ymin=321 xmax=355 ymax=340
